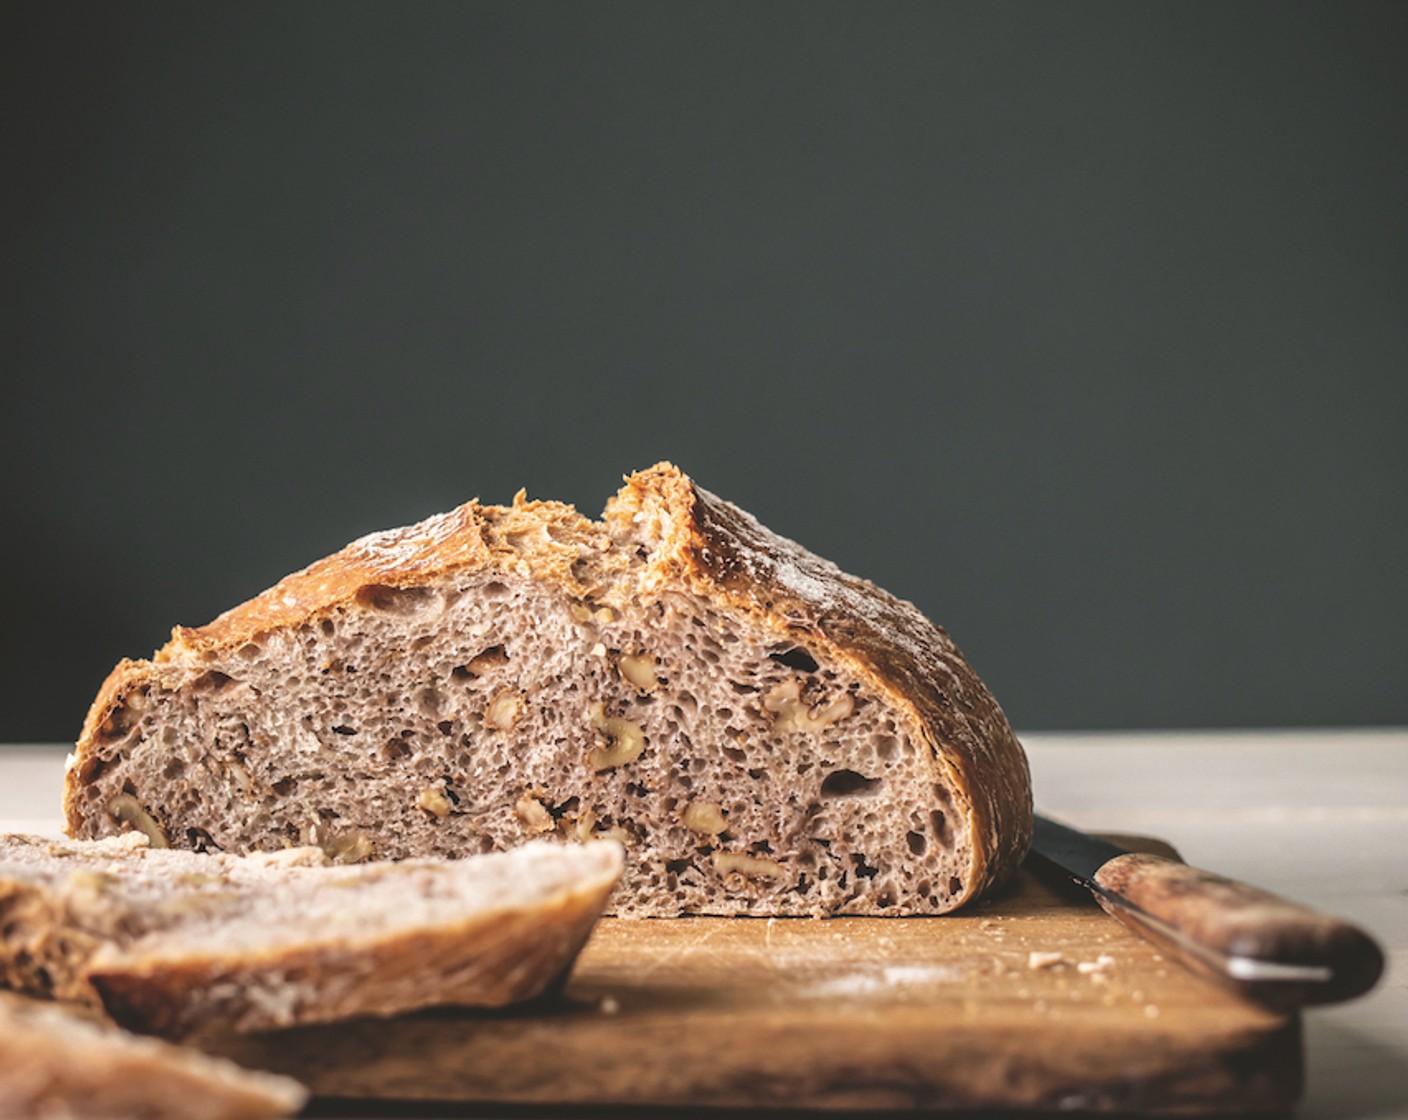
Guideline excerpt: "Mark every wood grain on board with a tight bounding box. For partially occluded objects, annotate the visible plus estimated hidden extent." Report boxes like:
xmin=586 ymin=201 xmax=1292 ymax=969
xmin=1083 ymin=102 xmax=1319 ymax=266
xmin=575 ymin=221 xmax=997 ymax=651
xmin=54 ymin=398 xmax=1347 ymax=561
xmin=211 ymin=839 xmax=1301 ymax=1115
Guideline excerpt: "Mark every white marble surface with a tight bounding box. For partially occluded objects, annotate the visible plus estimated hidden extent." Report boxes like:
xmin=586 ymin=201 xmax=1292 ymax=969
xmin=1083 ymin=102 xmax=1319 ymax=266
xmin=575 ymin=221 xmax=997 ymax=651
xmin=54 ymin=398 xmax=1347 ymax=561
xmin=3 ymin=729 xmax=1405 ymax=1118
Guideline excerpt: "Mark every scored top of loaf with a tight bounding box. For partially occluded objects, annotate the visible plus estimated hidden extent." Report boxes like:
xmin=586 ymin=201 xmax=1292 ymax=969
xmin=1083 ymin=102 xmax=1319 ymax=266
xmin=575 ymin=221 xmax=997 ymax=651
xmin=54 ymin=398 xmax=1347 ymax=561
xmin=71 ymin=463 xmax=1031 ymax=901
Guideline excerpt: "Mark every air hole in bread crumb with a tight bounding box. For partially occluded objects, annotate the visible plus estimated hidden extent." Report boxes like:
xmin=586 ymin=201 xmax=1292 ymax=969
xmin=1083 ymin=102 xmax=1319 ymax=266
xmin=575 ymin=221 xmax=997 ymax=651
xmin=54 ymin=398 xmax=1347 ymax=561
xmin=820 ymin=770 xmax=883 ymax=799
xmin=769 ymin=647 xmax=819 ymax=673
xmin=931 ymin=809 xmax=950 ymax=845
xmin=355 ymin=584 xmax=441 ymax=616
xmin=192 ymin=671 xmax=234 ymax=694
xmin=272 ymin=777 xmax=297 ymax=796
xmin=186 ymin=827 xmax=220 ymax=852
xmin=906 ymin=830 xmax=928 ymax=856
xmin=949 ymin=876 xmax=963 ymax=896
xmin=331 ymin=725 xmax=358 ymax=736
xmin=481 ymin=581 xmax=510 ymax=598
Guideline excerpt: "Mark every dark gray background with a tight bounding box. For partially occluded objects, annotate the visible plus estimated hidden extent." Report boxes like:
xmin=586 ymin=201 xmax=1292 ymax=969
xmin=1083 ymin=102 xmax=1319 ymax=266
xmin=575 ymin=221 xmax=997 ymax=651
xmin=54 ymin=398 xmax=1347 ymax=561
xmin=4 ymin=2 xmax=1405 ymax=742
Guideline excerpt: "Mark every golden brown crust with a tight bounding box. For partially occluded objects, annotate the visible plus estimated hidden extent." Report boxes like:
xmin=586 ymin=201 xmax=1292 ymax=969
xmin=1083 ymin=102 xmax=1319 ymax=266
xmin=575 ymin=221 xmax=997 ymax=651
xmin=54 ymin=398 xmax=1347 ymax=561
xmin=67 ymin=463 xmax=1032 ymax=903
xmin=162 ymin=496 xmax=601 ymax=661
xmin=609 ymin=465 xmax=1032 ymax=899
xmin=63 ymin=497 xmax=602 ymax=830
xmin=86 ymin=865 xmax=619 ymax=1039
xmin=67 ymin=659 xmax=159 ymax=829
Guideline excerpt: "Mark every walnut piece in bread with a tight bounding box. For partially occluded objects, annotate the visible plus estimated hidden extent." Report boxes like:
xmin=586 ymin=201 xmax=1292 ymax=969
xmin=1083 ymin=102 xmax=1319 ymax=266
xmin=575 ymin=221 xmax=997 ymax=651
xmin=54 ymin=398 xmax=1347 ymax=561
xmin=65 ymin=463 xmax=1032 ymax=915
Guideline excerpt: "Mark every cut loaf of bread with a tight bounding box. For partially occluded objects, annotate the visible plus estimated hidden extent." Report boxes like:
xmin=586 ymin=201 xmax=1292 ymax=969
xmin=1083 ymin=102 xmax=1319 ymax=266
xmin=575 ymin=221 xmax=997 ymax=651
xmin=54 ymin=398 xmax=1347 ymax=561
xmin=0 ymin=991 xmax=306 ymax=1120
xmin=0 ymin=832 xmax=621 ymax=1038
xmin=65 ymin=463 xmax=1032 ymax=916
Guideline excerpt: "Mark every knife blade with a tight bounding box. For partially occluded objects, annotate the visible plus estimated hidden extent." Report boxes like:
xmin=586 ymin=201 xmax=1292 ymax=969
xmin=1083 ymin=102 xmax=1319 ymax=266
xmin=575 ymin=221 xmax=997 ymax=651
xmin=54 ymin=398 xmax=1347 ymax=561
xmin=1028 ymin=813 xmax=1385 ymax=1007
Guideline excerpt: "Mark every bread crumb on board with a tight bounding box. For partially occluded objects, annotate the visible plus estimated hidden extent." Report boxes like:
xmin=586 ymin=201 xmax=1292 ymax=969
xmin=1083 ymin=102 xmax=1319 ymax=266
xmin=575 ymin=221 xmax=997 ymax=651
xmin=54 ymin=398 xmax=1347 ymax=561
xmin=1027 ymin=950 xmax=1067 ymax=971
xmin=1027 ymin=950 xmax=1118 ymax=975
xmin=1077 ymin=954 xmax=1116 ymax=975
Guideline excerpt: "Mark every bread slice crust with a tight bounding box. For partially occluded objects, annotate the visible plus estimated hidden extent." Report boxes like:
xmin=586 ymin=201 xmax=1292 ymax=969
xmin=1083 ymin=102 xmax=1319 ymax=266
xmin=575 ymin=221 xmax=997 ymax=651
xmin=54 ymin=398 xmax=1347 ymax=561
xmin=1 ymin=833 xmax=622 ymax=1038
xmin=65 ymin=463 xmax=1031 ymax=913
xmin=0 ymin=991 xmax=306 ymax=1119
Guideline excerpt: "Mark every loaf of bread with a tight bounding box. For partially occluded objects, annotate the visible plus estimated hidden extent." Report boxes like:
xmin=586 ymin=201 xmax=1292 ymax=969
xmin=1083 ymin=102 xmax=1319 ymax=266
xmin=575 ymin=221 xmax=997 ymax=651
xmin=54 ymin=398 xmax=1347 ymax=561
xmin=65 ymin=463 xmax=1031 ymax=915
xmin=0 ymin=832 xmax=621 ymax=1038
xmin=0 ymin=991 xmax=305 ymax=1120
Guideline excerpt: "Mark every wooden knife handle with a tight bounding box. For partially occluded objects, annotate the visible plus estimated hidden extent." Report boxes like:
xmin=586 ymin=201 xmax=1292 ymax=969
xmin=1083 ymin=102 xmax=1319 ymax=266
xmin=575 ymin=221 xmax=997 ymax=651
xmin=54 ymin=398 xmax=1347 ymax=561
xmin=1092 ymin=852 xmax=1384 ymax=1007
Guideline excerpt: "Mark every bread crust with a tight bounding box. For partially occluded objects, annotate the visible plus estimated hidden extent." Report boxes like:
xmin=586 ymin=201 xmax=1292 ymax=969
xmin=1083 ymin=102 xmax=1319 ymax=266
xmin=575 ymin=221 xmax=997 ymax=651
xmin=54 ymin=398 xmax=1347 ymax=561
xmin=2 ymin=834 xmax=623 ymax=1040
xmin=0 ymin=991 xmax=306 ymax=1119
xmin=86 ymin=855 xmax=620 ymax=1038
xmin=661 ymin=472 xmax=1032 ymax=900
xmin=67 ymin=463 xmax=1031 ymax=905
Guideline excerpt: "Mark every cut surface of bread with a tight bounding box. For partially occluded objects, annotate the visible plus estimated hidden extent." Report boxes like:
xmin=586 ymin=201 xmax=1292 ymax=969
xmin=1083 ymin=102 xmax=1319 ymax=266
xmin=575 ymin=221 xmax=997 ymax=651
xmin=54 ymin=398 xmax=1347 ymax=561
xmin=0 ymin=833 xmax=621 ymax=1038
xmin=65 ymin=463 xmax=1031 ymax=916
xmin=0 ymin=991 xmax=306 ymax=1120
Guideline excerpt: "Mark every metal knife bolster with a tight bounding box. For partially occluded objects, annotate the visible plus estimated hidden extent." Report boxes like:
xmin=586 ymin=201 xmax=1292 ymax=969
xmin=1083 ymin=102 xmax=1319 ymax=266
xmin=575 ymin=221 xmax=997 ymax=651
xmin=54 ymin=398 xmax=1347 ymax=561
xmin=1029 ymin=815 xmax=1385 ymax=1007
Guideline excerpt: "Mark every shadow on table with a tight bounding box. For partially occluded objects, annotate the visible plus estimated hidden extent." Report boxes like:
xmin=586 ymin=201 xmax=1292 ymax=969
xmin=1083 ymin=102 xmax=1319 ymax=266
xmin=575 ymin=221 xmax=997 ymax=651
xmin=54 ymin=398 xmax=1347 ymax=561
xmin=1300 ymin=1015 xmax=1408 ymax=1120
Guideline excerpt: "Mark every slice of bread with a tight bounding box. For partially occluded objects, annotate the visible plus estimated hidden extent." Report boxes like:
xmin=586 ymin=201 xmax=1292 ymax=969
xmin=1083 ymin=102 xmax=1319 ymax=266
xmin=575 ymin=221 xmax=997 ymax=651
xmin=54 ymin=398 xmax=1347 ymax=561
xmin=65 ymin=463 xmax=1031 ymax=916
xmin=0 ymin=833 xmax=621 ymax=1038
xmin=0 ymin=991 xmax=306 ymax=1120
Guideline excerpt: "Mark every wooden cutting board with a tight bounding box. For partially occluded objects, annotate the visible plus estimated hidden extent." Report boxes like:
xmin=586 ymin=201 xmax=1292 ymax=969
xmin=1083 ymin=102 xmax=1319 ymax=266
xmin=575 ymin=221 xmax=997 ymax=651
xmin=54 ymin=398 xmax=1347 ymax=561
xmin=212 ymin=838 xmax=1300 ymax=1114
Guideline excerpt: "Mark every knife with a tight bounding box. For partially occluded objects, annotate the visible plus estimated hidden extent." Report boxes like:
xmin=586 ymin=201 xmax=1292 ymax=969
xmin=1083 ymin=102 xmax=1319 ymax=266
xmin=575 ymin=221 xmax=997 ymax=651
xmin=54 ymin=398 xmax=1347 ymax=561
xmin=1028 ymin=814 xmax=1385 ymax=1008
